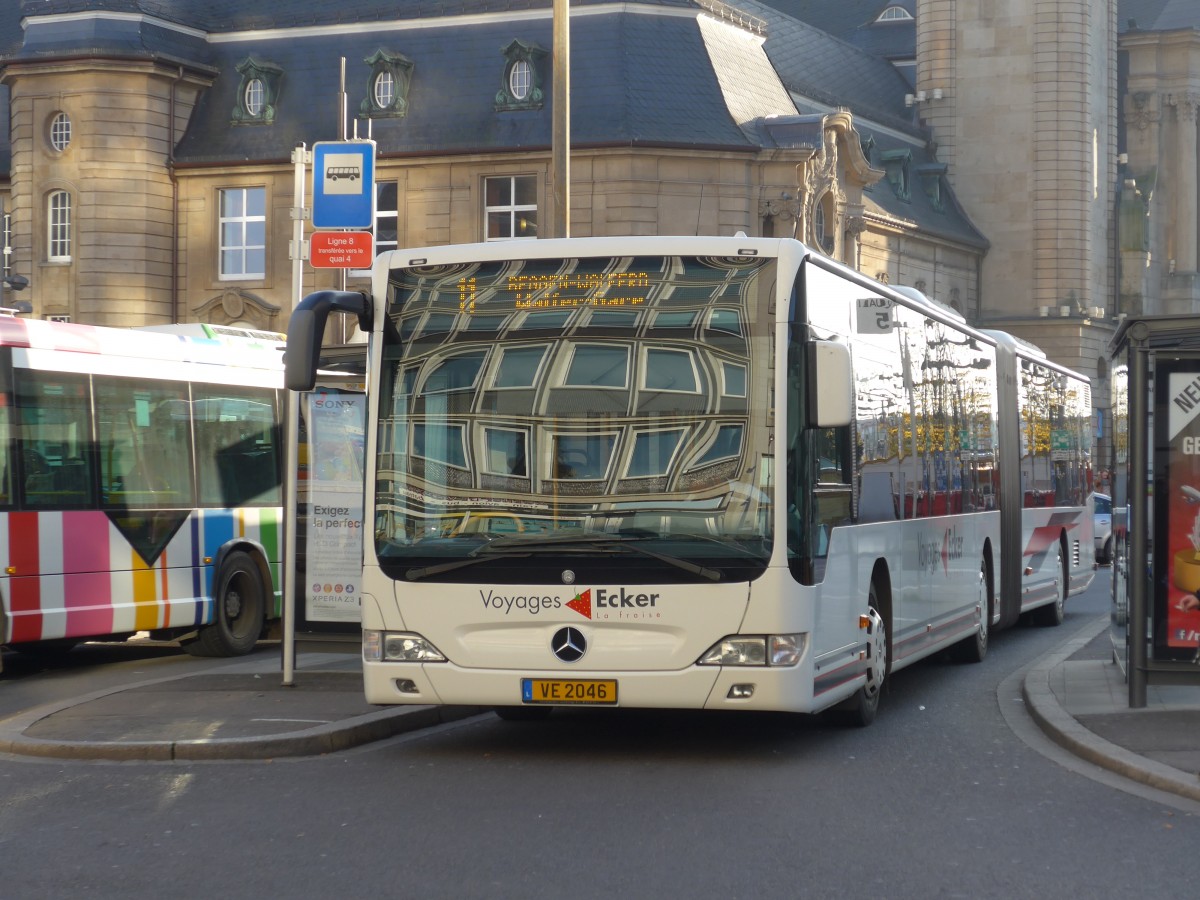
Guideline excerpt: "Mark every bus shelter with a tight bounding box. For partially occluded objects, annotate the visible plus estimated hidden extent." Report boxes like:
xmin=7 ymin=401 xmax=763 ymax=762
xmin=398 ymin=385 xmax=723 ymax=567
xmin=1110 ymin=316 xmax=1200 ymax=706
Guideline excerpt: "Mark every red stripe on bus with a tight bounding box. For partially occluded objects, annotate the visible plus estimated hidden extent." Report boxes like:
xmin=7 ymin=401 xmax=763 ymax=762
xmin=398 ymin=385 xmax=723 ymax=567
xmin=8 ymin=511 xmax=42 ymax=643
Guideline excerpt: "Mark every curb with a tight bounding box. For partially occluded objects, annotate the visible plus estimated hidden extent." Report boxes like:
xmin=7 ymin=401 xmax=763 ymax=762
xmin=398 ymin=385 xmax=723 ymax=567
xmin=1022 ymin=616 xmax=1200 ymax=804
xmin=0 ymin=667 xmax=485 ymax=761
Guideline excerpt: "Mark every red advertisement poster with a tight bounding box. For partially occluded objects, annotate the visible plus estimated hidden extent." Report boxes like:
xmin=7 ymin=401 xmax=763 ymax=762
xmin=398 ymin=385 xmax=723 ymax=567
xmin=1161 ymin=368 xmax=1200 ymax=660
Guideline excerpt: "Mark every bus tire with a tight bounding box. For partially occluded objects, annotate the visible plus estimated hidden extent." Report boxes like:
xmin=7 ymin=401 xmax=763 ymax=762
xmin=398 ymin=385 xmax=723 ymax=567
xmin=1033 ymin=542 xmax=1067 ymax=627
xmin=835 ymin=583 xmax=887 ymax=727
xmin=952 ymin=556 xmax=991 ymax=663
xmin=186 ymin=550 xmax=265 ymax=657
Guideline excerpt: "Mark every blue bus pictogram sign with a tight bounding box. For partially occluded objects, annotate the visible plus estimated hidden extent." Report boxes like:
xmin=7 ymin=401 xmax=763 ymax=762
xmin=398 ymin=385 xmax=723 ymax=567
xmin=312 ymin=141 xmax=376 ymax=229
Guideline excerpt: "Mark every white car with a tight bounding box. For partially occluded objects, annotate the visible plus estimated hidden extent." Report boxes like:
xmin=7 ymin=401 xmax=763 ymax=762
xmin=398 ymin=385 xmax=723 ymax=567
xmin=1094 ymin=492 xmax=1113 ymax=564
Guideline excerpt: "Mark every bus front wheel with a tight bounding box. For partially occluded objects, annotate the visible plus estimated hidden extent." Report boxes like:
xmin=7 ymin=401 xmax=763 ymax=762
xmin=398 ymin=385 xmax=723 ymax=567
xmin=835 ymin=587 xmax=887 ymax=727
xmin=186 ymin=550 xmax=265 ymax=657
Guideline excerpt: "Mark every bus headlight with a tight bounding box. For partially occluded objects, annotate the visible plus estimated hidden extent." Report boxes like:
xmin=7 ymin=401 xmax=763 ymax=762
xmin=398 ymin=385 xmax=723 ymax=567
xmin=697 ymin=634 xmax=807 ymax=667
xmin=363 ymin=630 xmax=447 ymax=663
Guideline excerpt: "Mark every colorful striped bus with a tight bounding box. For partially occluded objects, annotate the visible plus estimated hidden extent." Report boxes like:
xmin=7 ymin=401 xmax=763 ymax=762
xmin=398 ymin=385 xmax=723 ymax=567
xmin=0 ymin=318 xmax=284 ymax=668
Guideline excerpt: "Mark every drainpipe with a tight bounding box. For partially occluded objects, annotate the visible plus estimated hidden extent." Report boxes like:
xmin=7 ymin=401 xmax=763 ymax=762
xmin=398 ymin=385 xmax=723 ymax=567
xmin=168 ymin=66 xmax=184 ymax=324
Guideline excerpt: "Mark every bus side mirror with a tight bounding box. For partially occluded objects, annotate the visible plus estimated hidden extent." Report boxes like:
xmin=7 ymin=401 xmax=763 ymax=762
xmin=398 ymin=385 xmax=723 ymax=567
xmin=807 ymin=340 xmax=853 ymax=428
xmin=284 ymin=290 xmax=372 ymax=391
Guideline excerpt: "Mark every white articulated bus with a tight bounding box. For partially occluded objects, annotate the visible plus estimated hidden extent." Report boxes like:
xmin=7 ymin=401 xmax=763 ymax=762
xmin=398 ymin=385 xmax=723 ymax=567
xmin=285 ymin=236 xmax=1093 ymax=725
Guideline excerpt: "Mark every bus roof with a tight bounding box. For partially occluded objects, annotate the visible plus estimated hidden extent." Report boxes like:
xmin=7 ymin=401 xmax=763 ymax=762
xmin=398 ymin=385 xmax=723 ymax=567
xmin=0 ymin=317 xmax=285 ymax=369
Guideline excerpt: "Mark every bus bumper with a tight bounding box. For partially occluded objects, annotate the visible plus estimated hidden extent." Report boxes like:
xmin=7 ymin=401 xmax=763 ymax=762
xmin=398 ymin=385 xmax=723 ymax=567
xmin=362 ymin=657 xmax=850 ymax=715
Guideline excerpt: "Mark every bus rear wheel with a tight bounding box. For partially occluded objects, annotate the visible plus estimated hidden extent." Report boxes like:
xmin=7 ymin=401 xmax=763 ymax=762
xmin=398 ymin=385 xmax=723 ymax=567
xmin=952 ymin=558 xmax=990 ymax=663
xmin=186 ymin=550 xmax=265 ymax=657
xmin=1033 ymin=543 xmax=1067 ymax=627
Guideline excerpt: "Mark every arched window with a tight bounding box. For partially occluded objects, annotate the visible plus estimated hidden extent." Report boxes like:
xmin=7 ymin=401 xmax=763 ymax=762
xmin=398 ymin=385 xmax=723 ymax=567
xmin=373 ymin=70 xmax=395 ymax=109
xmin=47 ymin=191 xmax=71 ymax=261
xmin=876 ymin=6 xmax=913 ymax=22
xmin=49 ymin=112 xmax=72 ymax=152
xmin=244 ymin=78 xmax=265 ymax=118
xmin=509 ymin=60 xmax=531 ymax=101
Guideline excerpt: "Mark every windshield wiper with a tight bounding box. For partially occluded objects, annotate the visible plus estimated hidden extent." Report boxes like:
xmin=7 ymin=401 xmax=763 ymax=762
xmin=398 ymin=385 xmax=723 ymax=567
xmin=404 ymin=532 xmax=720 ymax=582
xmin=474 ymin=532 xmax=721 ymax=581
xmin=404 ymin=549 xmax=530 ymax=581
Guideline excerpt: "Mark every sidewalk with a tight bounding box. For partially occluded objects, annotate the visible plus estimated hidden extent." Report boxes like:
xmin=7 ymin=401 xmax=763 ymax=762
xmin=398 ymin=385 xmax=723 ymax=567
xmin=0 ymin=649 xmax=483 ymax=761
xmin=1022 ymin=614 xmax=1200 ymax=804
xmin=2 ymin=619 xmax=1199 ymax=806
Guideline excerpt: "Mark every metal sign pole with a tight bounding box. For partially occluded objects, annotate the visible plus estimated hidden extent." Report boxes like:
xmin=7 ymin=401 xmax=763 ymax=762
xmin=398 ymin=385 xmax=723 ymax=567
xmin=282 ymin=143 xmax=309 ymax=686
xmin=1128 ymin=333 xmax=1149 ymax=707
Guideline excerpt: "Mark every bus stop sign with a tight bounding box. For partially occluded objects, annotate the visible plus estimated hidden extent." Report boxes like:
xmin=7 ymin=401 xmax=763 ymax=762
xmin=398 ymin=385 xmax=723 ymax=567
xmin=312 ymin=141 xmax=375 ymax=229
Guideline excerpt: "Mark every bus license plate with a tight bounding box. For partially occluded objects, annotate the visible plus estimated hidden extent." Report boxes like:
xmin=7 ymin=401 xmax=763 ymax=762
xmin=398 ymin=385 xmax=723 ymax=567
xmin=521 ymin=678 xmax=618 ymax=705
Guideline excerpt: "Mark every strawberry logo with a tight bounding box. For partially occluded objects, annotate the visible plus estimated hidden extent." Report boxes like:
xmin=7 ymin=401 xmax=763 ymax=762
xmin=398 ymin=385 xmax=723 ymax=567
xmin=566 ymin=589 xmax=592 ymax=619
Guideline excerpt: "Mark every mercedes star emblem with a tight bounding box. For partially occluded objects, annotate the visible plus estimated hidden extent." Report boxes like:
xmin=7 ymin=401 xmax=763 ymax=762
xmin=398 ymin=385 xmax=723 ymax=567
xmin=551 ymin=626 xmax=586 ymax=663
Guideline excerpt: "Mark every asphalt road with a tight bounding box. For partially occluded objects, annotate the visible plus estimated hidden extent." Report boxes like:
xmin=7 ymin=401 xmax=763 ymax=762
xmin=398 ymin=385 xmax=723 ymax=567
xmin=1 ymin=576 xmax=1196 ymax=898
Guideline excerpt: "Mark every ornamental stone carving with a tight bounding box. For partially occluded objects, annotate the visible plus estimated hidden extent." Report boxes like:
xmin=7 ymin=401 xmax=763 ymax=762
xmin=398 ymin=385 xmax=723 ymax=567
xmin=1126 ymin=92 xmax=1159 ymax=131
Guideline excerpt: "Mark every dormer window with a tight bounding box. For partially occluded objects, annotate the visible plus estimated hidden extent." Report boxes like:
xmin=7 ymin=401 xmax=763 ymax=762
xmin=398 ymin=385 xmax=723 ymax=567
xmin=876 ymin=5 xmax=913 ymax=21
xmin=917 ymin=163 xmax=948 ymax=212
xmin=495 ymin=40 xmax=546 ymax=111
xmin=880 ymin=149 xmax=912 ymax=202
xmin=361 ymin=50 xmax=414 ymax=118
xmin=232 ymin=57 xmax=282 ymax=125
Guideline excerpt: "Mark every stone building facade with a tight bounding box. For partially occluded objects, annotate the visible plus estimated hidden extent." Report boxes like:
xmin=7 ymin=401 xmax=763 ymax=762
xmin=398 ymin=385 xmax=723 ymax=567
xmin=2 ymin=0 xmax=1195 ymax=440
xmin=0 ymin=0 xmax=984 ymax=337
xmin=1120 ymin=17 xmax=1200 ymax=319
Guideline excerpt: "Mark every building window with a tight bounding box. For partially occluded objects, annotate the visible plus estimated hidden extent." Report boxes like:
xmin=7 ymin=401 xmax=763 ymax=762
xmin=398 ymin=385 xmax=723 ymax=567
xmin=47 ymin=191 xmax=71 ymax=261
xmin=244 ymin=78 xmax=265 ymax=118
xmin=485 ymin=175 xmax=538 ymax=241
xmin=219 ymin=187 xmax=266 ymax=279
xmin=881 ymin=149 xmax=911 ymax=202
xmin=374 ymin=71 xmax=394 ymax=109
xmin=49 ymin=112 xmax=72 ymax=152
xmin=509 ymin=60 xmax=531 ymax=101
xmin=495 ymin=40 xmax=546 ymax=111
xmin=876 ymin=5 xmax=913 ymax=21
xmin=375 ymin=181 xmax=398 ymax=256
xmin=349 ymin=181 xmax=398 ymax=277
xmin=361 ymin=50 xmax=414 ymax=118
xmin=232 ymin=57 xmax=282 ymax=124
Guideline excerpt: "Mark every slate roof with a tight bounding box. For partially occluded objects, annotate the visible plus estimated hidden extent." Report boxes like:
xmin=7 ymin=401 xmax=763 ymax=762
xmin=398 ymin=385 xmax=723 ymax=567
xmin=16 ymin=0 xmax=702 ymax=33
xmin=1119 ymin=0 xmax=1200 ymax=32
xmin=0 ymin=0 xmax=980 ymax=248
xmin=752 ymin=0 xmax=914 ymax=56
xmin=173 ymin=9 xmax=770 ymax=164
xmin=738 ymin=0 xmax=914 ymax=131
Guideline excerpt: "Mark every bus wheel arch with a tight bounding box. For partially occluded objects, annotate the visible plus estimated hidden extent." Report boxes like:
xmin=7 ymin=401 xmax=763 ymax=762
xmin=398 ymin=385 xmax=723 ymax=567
xmin=185 ymin=545 xmax=269 ymax=657
xmin=833 ymin=561 xmax=891 ymax=727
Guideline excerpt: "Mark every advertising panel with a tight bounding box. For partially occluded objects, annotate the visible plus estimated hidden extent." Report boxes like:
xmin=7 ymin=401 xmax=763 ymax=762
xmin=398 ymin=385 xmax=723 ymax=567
xmin=304 ymin=390 xmax=365 ymax=623
xmin=1154 ymin=360 xmax=1200 ymax=661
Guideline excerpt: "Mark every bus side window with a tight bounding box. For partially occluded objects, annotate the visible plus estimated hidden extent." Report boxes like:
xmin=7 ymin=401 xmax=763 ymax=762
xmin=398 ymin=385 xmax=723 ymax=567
xmin=15 ymin=369 xmax=93 ymax=509
xmin=808 ymin=425 xmax=852 ymax=561
xmin=195 ymin=387 xmax=281 ymax=507
xmin=94 ymin=376 xmax=192 ymax=508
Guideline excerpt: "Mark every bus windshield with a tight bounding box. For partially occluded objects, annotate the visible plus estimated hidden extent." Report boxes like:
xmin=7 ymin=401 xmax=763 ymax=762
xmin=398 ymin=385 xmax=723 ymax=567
xmin=373 ymin=253 xmax=777 ymax=583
